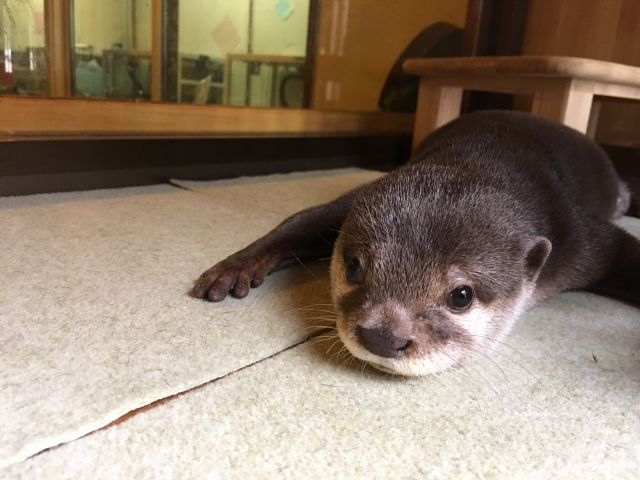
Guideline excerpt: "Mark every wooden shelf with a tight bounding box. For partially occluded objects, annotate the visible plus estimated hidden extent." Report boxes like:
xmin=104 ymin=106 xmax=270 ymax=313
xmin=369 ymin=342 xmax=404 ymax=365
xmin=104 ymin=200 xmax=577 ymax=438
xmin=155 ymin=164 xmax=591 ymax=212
xmin=0 ymin=96 xmax=413 ymax=142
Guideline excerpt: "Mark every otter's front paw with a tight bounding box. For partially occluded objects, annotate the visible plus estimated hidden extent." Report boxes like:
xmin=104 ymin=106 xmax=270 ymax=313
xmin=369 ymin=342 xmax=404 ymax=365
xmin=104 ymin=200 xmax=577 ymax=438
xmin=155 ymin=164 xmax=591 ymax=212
xmin=193 ymin=251 xmax=276 ymax=302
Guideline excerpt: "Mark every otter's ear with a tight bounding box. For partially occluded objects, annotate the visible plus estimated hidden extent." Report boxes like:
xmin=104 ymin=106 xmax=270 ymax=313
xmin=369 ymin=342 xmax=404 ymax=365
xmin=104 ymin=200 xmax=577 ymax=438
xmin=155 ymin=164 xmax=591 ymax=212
xmin=524 ymin=236 xmax=552 ymax=283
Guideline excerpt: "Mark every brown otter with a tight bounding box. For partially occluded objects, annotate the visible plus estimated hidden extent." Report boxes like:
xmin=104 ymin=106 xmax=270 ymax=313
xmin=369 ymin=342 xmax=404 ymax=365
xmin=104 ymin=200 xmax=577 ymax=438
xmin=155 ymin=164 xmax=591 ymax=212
xmin=193 ymin=111 xmax=640 ymax=376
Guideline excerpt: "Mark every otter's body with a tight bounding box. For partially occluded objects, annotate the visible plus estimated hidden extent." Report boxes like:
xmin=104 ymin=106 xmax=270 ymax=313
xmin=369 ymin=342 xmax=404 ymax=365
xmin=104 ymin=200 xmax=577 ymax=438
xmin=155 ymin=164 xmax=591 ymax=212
xmin=356 ymin=111 xmax=628 ymax=305
xmin=194 ymin=111 xmax=640 ymax=376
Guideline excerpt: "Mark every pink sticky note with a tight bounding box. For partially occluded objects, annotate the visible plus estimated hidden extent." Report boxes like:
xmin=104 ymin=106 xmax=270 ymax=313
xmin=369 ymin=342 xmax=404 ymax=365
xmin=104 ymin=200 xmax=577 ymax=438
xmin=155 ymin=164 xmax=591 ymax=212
xmin=212 ymin=15 xmax=241 ymax=54
xmin=33 ymin=11 xmax=45 ymax=35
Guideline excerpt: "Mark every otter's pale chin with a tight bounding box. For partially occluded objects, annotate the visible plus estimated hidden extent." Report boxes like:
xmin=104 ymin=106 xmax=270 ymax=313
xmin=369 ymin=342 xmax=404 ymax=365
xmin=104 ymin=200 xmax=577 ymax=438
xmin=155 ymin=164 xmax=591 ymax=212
xmin=367 ymin=362 xmax=406 ymax=375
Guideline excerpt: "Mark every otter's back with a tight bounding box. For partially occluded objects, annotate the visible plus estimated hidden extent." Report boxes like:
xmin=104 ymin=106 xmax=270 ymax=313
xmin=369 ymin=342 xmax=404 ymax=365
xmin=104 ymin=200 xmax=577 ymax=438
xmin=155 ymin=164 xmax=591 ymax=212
xmin=411 ymin=110 xmax=621 ymax=220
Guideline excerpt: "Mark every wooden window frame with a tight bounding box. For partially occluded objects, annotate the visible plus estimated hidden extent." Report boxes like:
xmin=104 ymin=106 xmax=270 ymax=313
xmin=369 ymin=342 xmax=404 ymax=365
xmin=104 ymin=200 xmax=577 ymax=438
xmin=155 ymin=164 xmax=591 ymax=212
xmin=44 ymin=0 xmax=72 ymax=97
xmin=9 ymin=0 xmax=412 ymax=142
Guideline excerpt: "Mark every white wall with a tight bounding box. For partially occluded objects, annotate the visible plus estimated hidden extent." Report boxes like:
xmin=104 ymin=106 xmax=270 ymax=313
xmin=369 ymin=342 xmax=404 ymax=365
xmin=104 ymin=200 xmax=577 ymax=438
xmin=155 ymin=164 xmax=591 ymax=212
xmin=74 ymin=0 xmax=134 ymax=52
xmin=179 ymin=0 xmax=309 ymax=59
xmin=179 ymin=0 xmax=249 ymax=58
xmin=0 ymin=0 xmax=45 ymax=50
xmin=252 ymin=0 xmax=309 ymax=56
xmin=73 ymin=0 xmax=151 ymax=53
xmin=134 ymin=0 xmax=152 ymax=51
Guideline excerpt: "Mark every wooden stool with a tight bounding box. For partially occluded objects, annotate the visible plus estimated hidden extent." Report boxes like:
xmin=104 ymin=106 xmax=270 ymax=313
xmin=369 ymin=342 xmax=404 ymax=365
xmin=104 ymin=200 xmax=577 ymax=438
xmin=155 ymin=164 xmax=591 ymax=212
xmin=403 ymin=56 xmax=640 ymax=148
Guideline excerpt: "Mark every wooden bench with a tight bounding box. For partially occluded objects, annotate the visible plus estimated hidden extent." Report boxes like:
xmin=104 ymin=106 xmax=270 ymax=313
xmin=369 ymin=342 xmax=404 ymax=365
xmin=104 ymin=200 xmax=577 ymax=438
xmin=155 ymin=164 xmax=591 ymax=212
xmin=403 ymin=55 xmax=640 ymax=148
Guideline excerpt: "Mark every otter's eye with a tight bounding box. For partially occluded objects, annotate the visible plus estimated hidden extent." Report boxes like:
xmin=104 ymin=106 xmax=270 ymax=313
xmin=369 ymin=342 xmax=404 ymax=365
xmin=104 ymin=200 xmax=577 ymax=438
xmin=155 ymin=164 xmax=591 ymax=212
xmin=345 ymin=257 xmax=363 ymax=284
xmin=448 ymin=285 xmax=474 ymax=310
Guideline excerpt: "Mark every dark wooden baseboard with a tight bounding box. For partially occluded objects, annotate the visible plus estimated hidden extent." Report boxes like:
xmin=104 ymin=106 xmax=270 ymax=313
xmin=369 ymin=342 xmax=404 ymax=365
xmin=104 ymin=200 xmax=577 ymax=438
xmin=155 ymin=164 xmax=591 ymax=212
xmin=0 ymin=135 xmax=412 ymax=196
xmin=2 ymin=137 xmax=634 ymax=199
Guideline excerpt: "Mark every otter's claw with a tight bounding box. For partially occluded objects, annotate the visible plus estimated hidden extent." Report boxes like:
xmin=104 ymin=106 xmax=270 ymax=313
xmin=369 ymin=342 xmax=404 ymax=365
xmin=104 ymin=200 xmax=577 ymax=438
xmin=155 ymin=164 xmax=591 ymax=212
xmin=193 ymin=254 xmax=273 ymax=302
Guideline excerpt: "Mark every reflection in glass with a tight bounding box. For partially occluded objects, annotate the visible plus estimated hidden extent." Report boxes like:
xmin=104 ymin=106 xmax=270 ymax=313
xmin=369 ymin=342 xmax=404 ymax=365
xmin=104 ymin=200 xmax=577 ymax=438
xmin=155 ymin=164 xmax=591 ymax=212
xmin=313 ymin=0 xmax=467 ymax=112
xmin=176 ymin=0 xmax=310 ymax=106
xmin=0 ymin=0 xmax=47 ymax=96
xmin=72 ymin=0 xmax=152 ymax=100
xmin=51 ymin=0 xmax=466 ymax=113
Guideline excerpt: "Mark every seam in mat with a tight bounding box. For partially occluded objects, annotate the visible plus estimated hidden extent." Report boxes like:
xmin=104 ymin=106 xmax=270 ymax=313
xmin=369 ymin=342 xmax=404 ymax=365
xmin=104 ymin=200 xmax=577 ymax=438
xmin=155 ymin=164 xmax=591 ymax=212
xmin=106 ymin=327 xmax=334 ymax=426
xmin=166 ymin=179 xmax=230 ymax=196
xmin=164 ymin=178 xmax=296 ymax=216
xmin=18 ymin=328 xmax=334 ymax=465
xmin=166 ymin=179 xmax=196 ymax=192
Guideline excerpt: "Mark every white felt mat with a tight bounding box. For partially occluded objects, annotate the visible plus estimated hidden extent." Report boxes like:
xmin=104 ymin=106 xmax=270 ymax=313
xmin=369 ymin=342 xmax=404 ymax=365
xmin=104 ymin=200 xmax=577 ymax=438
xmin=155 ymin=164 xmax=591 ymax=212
xmin=5 ymin=287 xmax=639 ymax=479
xmin=171 ymin=168 xmax=384 ymax=216
xmin=0 ymin=170 xmax=379 ymax=468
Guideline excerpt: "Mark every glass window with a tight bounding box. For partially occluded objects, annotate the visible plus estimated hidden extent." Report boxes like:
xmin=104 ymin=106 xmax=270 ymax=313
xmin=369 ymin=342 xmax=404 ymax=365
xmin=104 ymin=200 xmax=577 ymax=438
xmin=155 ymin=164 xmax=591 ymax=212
xmin=6 ymin=0 xmax=468 ymax=112
xmin=169 ymin=0 xmax=467 ymax=111
xmin=174 ymin=0 xmax=310 ymax=106
xmin=0 ymin=0 xmax=47 ymax=96
xmin=72 ymin=0 xmax=152 ymax=100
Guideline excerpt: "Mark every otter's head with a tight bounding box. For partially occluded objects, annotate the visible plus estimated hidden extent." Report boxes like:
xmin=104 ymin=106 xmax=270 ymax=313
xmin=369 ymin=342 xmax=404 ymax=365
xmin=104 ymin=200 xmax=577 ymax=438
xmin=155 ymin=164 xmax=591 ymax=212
xmin=330 ymin=167 xmax=551 ymax=376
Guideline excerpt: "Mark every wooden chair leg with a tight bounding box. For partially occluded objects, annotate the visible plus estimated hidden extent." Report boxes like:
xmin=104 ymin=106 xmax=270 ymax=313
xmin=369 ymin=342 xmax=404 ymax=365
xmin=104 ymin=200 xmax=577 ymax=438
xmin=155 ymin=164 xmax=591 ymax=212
xmin=412 ymin=79 xmax=463 ymax=150
xmin=531 ymin=79 xmax=594 ymax=134
xmin=586 ymin=100 xmax=601 ymax=139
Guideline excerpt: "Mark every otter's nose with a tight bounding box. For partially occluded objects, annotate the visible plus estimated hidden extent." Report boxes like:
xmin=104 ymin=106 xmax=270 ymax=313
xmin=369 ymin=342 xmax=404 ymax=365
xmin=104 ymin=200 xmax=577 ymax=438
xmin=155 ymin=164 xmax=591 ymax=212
xmin=356 ymin=325 xmax=414 ymax=358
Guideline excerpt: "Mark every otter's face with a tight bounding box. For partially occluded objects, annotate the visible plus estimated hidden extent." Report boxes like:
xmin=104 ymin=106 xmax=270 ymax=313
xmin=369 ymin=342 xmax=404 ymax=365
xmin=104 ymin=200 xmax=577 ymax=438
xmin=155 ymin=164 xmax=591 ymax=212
xmin=330 ymin=234 xmax=545 ymax=376
xmin=329 ymin=179 xmax=550 ymax=376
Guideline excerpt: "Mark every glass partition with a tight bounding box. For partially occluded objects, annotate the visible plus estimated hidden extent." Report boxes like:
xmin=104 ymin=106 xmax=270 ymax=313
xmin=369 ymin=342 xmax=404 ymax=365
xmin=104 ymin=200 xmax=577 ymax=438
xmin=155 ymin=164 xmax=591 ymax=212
xmin=175 ymin=0 xmax=310 ymax=106
xmin=0 ymin=0 xmax=47 ymax=96
xmin=170 ymin=0 xmax=468 ymax=111
xmin=72 ymin=0 xmax=152 ymax=100
xmin=1 ymin=0 xmax=469 ymax=113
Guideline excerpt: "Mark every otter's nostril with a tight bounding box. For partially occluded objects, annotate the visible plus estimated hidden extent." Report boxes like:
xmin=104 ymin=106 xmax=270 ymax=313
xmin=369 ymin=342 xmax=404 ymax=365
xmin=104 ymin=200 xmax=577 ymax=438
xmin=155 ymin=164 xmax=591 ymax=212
xmin=397 ymin=339 xmax=413 ymax=352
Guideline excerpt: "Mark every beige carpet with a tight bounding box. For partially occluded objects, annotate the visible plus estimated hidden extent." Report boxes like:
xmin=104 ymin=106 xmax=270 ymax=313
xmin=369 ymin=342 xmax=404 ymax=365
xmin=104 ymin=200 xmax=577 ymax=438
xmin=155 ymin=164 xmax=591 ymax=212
xmin=1 ymin=170 xmax=639 ymax=478
xmin=0 ymin=171 xmax=378 ymax=469
xmin=5 ymin=292 xmax=639 ymax=479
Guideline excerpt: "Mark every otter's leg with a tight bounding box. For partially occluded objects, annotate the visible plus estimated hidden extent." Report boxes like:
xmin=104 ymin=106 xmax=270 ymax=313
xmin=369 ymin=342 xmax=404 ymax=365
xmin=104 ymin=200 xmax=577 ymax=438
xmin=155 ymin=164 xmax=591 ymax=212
xmin=628 ymin=193 xmax=640 ymax=218
xmin=587 ymin=225 xmax=640 ymax=306
xmin=193 ymin=189 xmax=359 ymax=302
xmin=614 ymin=180 xmax=640 ymax=219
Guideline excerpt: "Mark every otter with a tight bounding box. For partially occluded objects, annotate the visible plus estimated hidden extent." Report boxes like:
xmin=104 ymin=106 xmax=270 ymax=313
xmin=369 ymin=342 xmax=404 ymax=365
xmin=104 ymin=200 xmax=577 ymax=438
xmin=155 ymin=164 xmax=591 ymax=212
xmin=193 ymin=111 xmax=640 ymax=376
